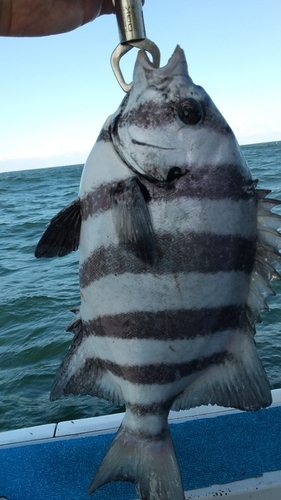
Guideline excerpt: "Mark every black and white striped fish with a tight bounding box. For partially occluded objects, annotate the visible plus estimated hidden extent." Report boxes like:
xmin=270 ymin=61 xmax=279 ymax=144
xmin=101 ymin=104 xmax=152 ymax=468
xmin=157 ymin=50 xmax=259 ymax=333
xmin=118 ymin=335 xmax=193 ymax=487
xmin=35 ymin=46 xmax=281 ymax=500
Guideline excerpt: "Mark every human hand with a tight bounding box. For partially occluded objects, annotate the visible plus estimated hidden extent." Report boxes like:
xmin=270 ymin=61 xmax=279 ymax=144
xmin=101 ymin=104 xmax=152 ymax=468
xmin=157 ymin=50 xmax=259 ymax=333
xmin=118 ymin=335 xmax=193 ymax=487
xmin=0 ymin=0 xmax=116 ymax=36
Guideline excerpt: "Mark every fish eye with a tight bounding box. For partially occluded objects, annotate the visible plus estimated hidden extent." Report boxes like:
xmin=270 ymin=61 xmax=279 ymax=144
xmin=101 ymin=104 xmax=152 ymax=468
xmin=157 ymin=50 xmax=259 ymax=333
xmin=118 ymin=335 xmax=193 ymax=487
xmin=178 ymin=98 xmax=202 ymax=125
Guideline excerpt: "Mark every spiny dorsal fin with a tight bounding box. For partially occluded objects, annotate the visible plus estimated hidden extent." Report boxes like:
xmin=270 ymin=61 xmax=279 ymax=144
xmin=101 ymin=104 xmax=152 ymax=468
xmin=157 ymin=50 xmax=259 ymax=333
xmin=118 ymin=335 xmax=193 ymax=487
xmin=35 ymin=198 xmax=81 ymax=258
xmin=247 ymin=189 xmax=281 ymax=327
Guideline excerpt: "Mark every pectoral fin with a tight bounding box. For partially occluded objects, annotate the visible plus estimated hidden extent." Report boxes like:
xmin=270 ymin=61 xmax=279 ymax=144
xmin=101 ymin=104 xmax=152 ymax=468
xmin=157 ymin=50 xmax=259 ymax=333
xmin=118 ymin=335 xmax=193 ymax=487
xmin=111 ymin=177 xmax=157 ymax=265
xmin=35 ymin=198 xmax=81 ymax=258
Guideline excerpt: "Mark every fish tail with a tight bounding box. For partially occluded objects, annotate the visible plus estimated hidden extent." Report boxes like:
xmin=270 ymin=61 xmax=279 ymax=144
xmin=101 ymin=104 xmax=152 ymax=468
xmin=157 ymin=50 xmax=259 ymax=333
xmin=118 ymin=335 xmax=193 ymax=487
xmin=88 ymin=422 xmax=185 ymax=500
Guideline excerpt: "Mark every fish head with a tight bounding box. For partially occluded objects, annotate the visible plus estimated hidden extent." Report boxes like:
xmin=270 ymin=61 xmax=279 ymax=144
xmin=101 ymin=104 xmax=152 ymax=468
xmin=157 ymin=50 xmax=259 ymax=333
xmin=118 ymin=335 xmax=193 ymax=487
xmin=112 ymin=45 xmax=248 ymax=185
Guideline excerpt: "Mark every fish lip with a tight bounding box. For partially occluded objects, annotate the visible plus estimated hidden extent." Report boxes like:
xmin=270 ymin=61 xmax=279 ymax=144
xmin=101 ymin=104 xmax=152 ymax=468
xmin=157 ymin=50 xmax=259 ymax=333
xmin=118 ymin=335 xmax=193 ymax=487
xmin=137 ymin=44 xmax=187 ymax=77
xmin=131 ymin=138 xmax=177 ymax=151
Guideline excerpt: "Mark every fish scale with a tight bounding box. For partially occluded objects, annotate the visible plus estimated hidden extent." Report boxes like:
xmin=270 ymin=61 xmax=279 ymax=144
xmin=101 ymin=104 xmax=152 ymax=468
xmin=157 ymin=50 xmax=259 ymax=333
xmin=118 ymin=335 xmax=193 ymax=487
xmin=35 ymin=46 xmax=281 ymax=500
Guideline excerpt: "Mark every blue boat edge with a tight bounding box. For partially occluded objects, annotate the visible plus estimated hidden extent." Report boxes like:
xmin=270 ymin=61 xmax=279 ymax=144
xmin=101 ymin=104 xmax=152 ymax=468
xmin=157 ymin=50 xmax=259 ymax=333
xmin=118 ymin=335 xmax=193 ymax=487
xmin=1 ymin=389 xmax=281 ymax=499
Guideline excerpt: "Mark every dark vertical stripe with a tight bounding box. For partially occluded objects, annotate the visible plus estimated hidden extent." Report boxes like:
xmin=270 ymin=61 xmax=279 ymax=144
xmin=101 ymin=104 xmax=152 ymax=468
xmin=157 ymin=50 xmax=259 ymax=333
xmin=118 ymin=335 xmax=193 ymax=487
xmin=83 ymin=305 xmax=246 ymax=340
xmin=117 ymin=98 xmax=232 ymax=136
xmin=101 ymin=351 xmax=232 ymax=385
xmin=80 ymin=167 xmax=256 ymax=220
xmin=82 ymin=184 xmax=111 ymax=220
xmin=80 ymin=233 xmax=255 ymax=287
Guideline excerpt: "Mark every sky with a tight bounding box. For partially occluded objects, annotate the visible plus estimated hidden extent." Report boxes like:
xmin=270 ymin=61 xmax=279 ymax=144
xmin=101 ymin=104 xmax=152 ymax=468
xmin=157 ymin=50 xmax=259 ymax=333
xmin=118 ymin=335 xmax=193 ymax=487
xmin=0 ymin=0 xmax=281 ymax=173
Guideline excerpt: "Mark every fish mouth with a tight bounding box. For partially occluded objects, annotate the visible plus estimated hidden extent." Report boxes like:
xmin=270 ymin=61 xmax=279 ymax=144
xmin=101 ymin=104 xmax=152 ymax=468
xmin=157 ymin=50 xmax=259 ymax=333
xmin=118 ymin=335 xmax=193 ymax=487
xmin=131 ymin=138 xmax=176 ymax=150
xmin=137 ymin=44 xmax=188 ymax=79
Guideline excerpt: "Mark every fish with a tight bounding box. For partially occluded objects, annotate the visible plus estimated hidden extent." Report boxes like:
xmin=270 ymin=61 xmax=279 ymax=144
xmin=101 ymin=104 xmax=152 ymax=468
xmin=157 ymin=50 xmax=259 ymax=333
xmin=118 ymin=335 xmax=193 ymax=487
xmin=35 ymin=45 xmax=281 ymax=500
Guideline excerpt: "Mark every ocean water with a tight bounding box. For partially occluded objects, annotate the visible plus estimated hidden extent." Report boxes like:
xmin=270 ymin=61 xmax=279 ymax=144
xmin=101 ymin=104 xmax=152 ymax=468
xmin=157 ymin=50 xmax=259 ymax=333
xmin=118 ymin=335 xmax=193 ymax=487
xmin=1 ymin=140 xmax=281 ymax=432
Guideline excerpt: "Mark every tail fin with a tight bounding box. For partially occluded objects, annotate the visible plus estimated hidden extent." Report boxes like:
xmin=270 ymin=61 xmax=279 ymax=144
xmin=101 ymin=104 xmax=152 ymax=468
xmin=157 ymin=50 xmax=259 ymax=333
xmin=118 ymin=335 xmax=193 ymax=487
xmin=88 ymin=423 xmax=185 ymax=500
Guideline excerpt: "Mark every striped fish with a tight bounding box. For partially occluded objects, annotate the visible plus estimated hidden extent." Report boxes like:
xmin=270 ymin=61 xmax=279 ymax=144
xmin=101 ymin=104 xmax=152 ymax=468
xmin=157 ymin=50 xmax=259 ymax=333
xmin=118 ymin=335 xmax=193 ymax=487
xmin=35 ymin=46 xmax=281 ymax=500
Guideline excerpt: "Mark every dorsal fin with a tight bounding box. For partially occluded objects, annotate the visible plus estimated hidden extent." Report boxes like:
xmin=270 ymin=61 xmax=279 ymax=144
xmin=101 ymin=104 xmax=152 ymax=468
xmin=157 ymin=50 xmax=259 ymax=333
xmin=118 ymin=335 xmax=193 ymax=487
xmin=247 ymin=189 xmax=281 ymax=327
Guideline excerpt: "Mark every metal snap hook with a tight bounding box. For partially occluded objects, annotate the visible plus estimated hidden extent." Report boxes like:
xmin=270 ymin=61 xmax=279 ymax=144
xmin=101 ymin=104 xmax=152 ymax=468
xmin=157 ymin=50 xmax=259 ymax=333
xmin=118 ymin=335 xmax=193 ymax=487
xmin=111 ymin=0 xmax=160 ymax=92
xmin=111 ymin=40 xmax=160 ymax=92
